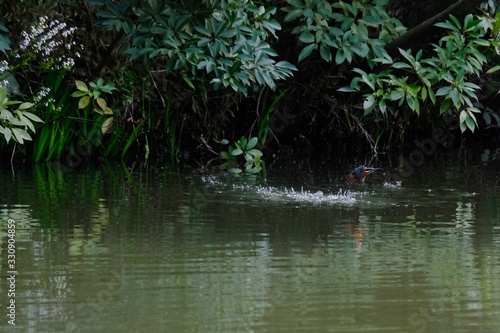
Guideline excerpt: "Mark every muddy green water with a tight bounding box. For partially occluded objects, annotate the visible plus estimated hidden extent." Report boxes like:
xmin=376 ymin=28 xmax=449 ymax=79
xmin=1 ymin=150 xmax=500 ymax=333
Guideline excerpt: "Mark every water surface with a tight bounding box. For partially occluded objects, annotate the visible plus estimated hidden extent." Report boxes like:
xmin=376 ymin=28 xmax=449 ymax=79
xmin=1 ymin=150 xmax=500 ymax=333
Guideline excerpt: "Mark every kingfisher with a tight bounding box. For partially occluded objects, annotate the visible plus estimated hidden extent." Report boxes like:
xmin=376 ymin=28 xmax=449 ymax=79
xmin=347 ymin=165 xmax=383 ymax=182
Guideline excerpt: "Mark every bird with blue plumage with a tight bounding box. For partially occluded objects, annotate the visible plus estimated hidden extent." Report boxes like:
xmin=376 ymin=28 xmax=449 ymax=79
xmin=347 ymin=165 xmax=383 ymax=182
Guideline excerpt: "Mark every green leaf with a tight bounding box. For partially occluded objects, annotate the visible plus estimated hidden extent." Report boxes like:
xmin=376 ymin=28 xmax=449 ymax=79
xmin=344 ymin=48 xmax=352 ymax=63
xmin=463 ymin=82 xmax=481 ymax=90
xmin=71 ymin=90 xmax=88 ymax=98
xmin=409 ymin=96 xmax=420 ymax=115
xmin=17 ymin=113 xmax=35 ymax=133
xmin=221 ymin=151 xmax=232 ymax=160
xmin=484 ymin=111 xmax=491 ymax=126
xmin=12 ymin=127 xmax=31 ymax=144
xmin=360 ymin=73 xmax=375 ymax=91
xmin=459 ymin=121 xmax=467 ymax=132
xmin=247 ymin=149 xmax=263 ymax=157
xmin=459 ymin=110 xmax=467 ymax=123
xmin=392 ymin=62 xmax=412 ymax=69
xmin=398 ymin=48 xmax=414 ymax=64
xmin=436 ymin=86 xmax=451 ymax=96
xmin=435 ymin=21 xmax=456 ymax=31
xmin=472 ymin=38 xmax=490 ymax=47
xmin=220 ymin=139 xmax=230 ymax=145
xmin=75 ymin=80 xmax=89 ymax=92
xmin=246 ymin=166 xmax=262 ymax=174
xmin=182 ymin=74 xmax=195 ymax=90
xmin=231 ymin=148 xmax=243 ymax=156
xmin=96 ymin=97 xmax=107 ymax=110
xmin=421 ymin=86 xmax=428 ymax=101
xmin=3 ymin=127 xmax=11 ymax=143
xmin=299 ymin=32 xmax=315 ymax=43
xmin=101 ymin=83 xmax=116 ymax=93
xmin=439 ymin=99 xmax=451 ymax=114
xmin=284 ymin=8 xmax=304 ymax=22
xmin=335 ymin=49 xmax=345 ymax=64
xmin=194 ymin=24 xmax=211 ymax=37
xmin=229 ymin=167 xmax=243 ymax=174
xmin=79 ymin=96 xmax=91 ymax=109
xmin=450 ymin=88 xmax=460 ymax=108
xmin=465 ymin=114 xmax=475 ymax=132
xmin=22 ymin=112 xmax=43 ymax=123
xmin=449 ymin=15 xmax=462 ymax=30
xmin=486 ymin=65 xmax=500 ymax=74
xmin=239 ymin=136 xmax=247 ymax=148
xmin=428 ymin=88 xmax=436 ymax=105
xmin=0 ymin=109 xmax=12 ymax=121
xmin=101 ymin=117 xmax=114 ymax=134
xmin=0 ymin=85 xmax=7 ymax=104
xmin=493 ymin=11 xmax=500 ymax=35
xmin=275 ymin=61 xmax=298 ymax=71
xmin=247 ymin=137 xmax=258 ymax=150
xmin=363 ymin=95 xmax=375 ymax=111
xmin=298 ymin=44 xmax=316 ymax=62
xmin=319 ymin=44 xmax=332 ymax=62
xmin=337 ymin=86 xmax=357 ymax=92
xmin=390 ymin=90 xmax=404 ymax=101
xmin=379 ymin=99 xmax=387 ymax=114
xmin=18 ymin=102 xmax=33 ymax=110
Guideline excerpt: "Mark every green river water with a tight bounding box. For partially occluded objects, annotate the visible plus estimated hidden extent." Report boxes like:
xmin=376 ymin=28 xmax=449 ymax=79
xmin=1 ymin=148 xmax=499 ymax=333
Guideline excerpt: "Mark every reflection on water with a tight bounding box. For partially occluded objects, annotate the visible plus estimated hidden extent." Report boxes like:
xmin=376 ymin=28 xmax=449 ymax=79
xmin=0 ymin=150 xmax=500 ymax=333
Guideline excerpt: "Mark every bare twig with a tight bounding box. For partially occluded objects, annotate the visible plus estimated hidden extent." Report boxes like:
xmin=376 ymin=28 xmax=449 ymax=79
xmin=248 ymin=88 xmax=265 ymax=138
xmin=199 ymin=135 xmax=219 ymax=156
xmin=11 ymin=144 xmax=16 ymax=175
xmin=348 ymin=114 xmax=375 ymax=152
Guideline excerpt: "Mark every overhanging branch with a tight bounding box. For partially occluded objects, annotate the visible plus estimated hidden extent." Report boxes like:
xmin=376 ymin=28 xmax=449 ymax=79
xmin=385 ymin=0 xmax=485 ymax=55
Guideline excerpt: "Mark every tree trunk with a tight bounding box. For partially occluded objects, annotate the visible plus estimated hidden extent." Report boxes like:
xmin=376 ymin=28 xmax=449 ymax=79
xmin=385 ymin=0 xmax=485 ymax=56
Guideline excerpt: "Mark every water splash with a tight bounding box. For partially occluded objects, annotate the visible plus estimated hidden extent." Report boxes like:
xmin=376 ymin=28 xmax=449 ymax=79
xmin=383 ymin=181 xmax=402 ymax=188
xmin=202 ymin=175 xmax=356 ymax=205
xmin=201 ymin=175 xmax=223 ymax=185
xmin=256 ymin=186 xmax=356 ymax=205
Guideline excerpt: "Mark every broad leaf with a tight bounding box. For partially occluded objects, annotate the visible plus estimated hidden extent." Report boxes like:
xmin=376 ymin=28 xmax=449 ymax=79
xmin=96 ymin=97 xmax=107 ymax=110
xmin=71 ymin=90 xmax=88 ymax=97
xmin=299 ymin=32 xmax=315 ymax=43
xmin=319 ymin=44 xmax=332 ymax=62
xmin=247 ymin=149 xmax=263 ymax=157
xmin=79 ymin=96 xmax=91 ymax=109
xmin=75 ymin=80 xmax=89 ymax=92
xmin=247 ymin=137 xmax=258 ymax=150
xmin=3 ymin=127 xmax=11 ymax=143
xmin=18 ymin=102 xmax=33 ymax=110
xmin=231 ymin=148 xmax=243 ymax=156
xmin=22 ymin=111 xmax=43 ymax=123
xmin=101 ymin=117 xmax=114 ymax=134
xmin=298 ymin=44 xmax=316 ymax=62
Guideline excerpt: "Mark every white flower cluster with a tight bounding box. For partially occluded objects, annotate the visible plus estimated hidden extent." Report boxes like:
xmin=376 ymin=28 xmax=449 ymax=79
xmin=33 ymin=87 xmax=57 ymax=110
xmin=0 ymin=60 xmax=8 ymax=72
xmin=33 ymin=86 xmax=50 ymax=102
xmin=19 ymin=16 xmax=81 ymax=70
xmin=0 ymin=60 xmax=9 ymax=88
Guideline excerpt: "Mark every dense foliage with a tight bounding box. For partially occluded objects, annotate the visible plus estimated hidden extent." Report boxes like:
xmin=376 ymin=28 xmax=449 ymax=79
xmin=0 ymin=0 xmax=499 ymax=165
